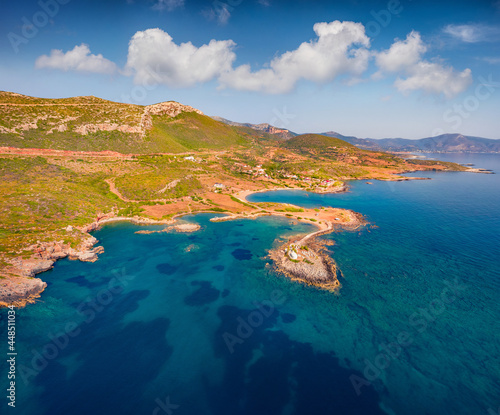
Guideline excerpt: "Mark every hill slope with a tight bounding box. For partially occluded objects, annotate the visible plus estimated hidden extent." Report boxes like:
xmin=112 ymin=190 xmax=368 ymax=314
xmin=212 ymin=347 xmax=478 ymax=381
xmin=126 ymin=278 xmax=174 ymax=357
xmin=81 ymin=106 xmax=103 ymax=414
xmin=0 ymin=91 xmax=250 ymax=153
xmin=282 ymin=133 xmax=357 ymax=155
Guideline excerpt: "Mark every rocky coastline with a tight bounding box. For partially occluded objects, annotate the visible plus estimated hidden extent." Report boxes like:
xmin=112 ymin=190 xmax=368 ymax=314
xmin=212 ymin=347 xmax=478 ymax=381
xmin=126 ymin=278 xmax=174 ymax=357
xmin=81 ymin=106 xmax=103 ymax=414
xmin=0 ymin=214 xmax=199 ymax=308
xmin=0 ymin=186 xmax=362 ymax=307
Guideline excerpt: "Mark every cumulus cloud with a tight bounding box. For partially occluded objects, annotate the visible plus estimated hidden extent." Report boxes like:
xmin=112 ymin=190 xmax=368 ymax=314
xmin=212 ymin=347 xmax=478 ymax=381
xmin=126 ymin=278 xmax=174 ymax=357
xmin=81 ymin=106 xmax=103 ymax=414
xmin=375 ymin=31 xmax=426 ymax=72
xmin=37 ymin=22 xmax=473 ymax=99
xmin=219 ymin=20 xmax=371 ymax=93
xmin=152 ymin=0 xmax=184 ymax=11
xmin=35 ymin=44 xmax=117 ymax=74
xmin=375 ymin=31 xmax=472 ymax=98
xmin=125 ymin=28 xmax=236 ymax=87
xmin=443 ymin=23 xmax=500 ymax=43
xmin=394 ymin=62 xmax=472 ymax=98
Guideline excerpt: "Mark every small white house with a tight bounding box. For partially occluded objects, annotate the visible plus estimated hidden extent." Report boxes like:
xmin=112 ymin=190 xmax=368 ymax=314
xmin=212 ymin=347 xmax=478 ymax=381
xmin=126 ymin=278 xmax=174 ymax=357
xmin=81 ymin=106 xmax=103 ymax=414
xmin=213 ymin=183 xmax=226 ymax=189
xmin=184 ymin=156 xmax=195 ymax=161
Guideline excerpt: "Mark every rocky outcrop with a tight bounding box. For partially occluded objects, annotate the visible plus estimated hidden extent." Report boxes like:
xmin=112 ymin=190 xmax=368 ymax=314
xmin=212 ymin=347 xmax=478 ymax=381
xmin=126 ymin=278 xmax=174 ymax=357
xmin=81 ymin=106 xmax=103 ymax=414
xmin=270 ymin=239 xmax=341 ymax=292
xmin=0 ymin=231 xmax=105 ymax=307
xmin=135 ymin=223 xmax=201 ymax=234
xmin=254 ymin=124 xmax=295 ymax=140
xmin=0 ymin=258 xmax=53 ymax=307
xmin=6 ymin=258 xmax=55 ymax=278
xmin=145 ymin=101 xmax=203 ymax=118
xmin=211 ymin=117 xmax=295 ymax=140
xmin=139 ymin=101 xmax=204 ymax=138
xmin=74 ymin=123 xmax=143 ymax=135
xmin=0 ymin=276 xmax=47 ymax=308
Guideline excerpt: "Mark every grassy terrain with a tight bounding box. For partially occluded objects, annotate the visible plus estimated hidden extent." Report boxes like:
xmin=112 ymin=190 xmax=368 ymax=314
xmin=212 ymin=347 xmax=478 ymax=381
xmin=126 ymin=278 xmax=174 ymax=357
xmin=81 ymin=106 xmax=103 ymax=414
xmin=282 ymin=133 xmax=357 ymax=152
xmin=0 ymin=156 xmax=126 ymax=254
xmin=146 ymin=112 xmax=250 ymax=152
xmin=406 ymin=158 xmax=468 ymax=171
xmin=3 ymin=130 xmax=148 ymax=153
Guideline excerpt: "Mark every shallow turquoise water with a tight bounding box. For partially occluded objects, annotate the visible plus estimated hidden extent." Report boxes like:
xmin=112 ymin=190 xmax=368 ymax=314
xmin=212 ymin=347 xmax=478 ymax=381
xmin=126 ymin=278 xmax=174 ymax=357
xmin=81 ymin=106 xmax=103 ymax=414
xmin=1 ymin=153 xmax=499 ymax=415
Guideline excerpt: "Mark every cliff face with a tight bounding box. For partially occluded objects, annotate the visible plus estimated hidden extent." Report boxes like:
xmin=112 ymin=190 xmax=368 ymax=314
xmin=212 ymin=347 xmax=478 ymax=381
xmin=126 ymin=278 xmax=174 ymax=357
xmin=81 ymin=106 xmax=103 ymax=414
xmin=211 ymin=116 xmax=296 ymax=140
xmin=254 ymin=124 xmax=295 ymax=140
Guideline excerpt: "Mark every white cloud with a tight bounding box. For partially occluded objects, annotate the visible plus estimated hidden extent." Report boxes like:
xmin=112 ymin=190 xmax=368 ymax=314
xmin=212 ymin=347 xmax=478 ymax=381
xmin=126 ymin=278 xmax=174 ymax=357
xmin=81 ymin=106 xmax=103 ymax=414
xmin=443 ymin=24 xmax=500 ymax=43
xmin=125 ymin=28 xmax=236 ymax=87
xmin=375 ymin=31 xmax=426 ymax=72
xmin=219 ymin=20 xmax=371 ymax=93
xmin=36 ymin=23 xmax=474 ymax=99
xmin=35 ymin=44 xmax=117 ymax=74
xmin=375 ymin=31 xmax=472 ymax=98
xmin=152 ymin=0 xmax=184 ymax=11
xmin=394 ymin=62 xmax=472 ymax=98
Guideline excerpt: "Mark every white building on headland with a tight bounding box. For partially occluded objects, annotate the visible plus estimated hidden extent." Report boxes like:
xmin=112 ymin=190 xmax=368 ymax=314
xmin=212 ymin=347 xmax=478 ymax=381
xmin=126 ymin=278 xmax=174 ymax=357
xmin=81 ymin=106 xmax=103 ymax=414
xmin=213 ymin=183 xmax=226 ymax=189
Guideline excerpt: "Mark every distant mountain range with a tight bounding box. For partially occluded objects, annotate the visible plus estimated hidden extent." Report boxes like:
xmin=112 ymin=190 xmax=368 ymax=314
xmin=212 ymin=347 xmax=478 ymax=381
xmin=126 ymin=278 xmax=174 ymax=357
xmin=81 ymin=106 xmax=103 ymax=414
xmin=321 ymin=132 xmax=500 ymax=153
xmin=213 ymin=115 xmax=499 ymax=153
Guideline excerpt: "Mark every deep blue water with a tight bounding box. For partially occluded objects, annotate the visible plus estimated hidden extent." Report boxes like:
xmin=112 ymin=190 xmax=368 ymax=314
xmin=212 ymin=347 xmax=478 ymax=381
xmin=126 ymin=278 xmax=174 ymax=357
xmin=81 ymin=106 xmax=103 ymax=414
xmin=2 ymin=153 xmax=500 ymax=415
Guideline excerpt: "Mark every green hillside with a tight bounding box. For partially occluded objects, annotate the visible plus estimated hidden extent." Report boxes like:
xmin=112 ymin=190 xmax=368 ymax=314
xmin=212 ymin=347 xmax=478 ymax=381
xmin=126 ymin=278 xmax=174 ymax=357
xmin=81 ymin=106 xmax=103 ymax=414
xmin=147 ymin=112 xmax=250 ymax=153
xmin=281 ymin=133 xmax=357 ymax=157
xmin=283 ymin=134 xmax=356 ymax=149
xmin=0 ymin=92 xmax=250 ymax=153
xmin=0 ymin=91 xmax=118 ymax=105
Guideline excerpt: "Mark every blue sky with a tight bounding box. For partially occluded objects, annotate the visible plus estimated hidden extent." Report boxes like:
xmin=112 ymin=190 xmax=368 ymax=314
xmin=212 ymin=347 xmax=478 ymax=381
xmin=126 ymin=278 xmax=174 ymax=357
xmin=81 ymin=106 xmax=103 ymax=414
xmin=1 ymin=0 xmax=499 ymax=139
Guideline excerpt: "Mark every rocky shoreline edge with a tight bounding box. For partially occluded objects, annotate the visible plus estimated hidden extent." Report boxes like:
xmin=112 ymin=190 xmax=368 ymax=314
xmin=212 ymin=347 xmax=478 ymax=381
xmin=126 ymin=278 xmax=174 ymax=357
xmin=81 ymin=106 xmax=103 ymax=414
xmin=0 ymin=216 xmax=200 ymax=308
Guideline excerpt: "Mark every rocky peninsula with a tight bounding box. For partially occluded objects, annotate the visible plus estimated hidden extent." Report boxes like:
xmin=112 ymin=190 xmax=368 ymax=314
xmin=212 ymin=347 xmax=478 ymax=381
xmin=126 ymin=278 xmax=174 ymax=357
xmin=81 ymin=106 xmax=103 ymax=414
xmin=268 ymin=208 xmax=365 ymax=291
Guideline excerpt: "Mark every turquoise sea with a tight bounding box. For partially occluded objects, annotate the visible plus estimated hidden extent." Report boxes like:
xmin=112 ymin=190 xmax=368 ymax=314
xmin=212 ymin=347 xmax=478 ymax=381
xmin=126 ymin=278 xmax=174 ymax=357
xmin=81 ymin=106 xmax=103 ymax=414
xmin=1 ymin=153 xmax=499 ymax=415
